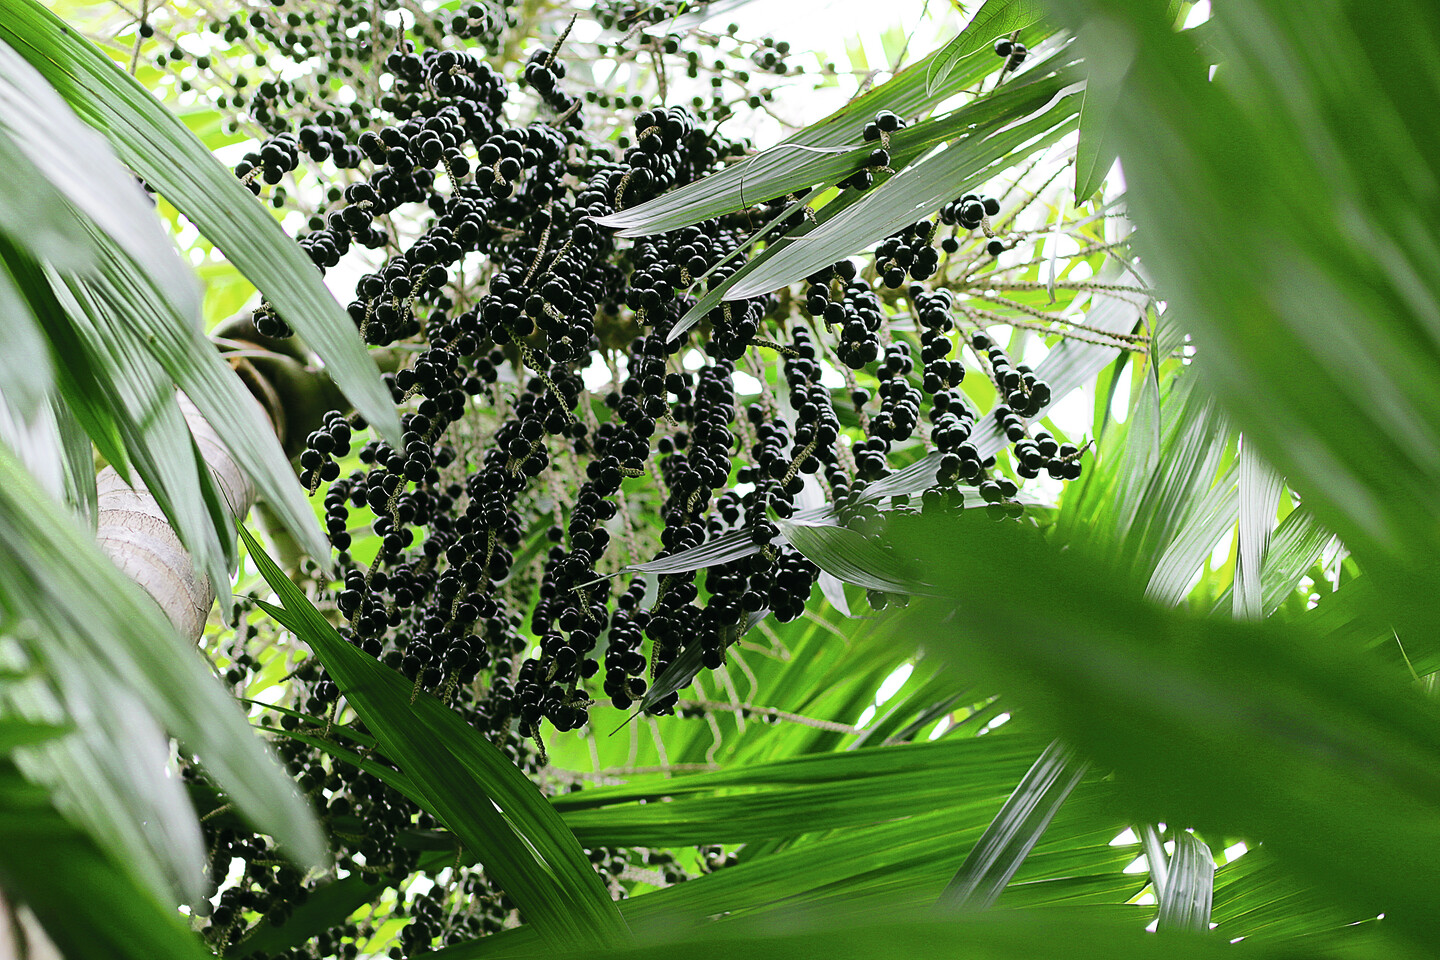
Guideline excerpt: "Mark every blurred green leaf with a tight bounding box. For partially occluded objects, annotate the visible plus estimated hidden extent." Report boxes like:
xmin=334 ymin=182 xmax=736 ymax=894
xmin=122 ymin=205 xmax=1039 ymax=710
xmin=1043 ymin=0 xmax=1440 ymax=666
xmin=51 ymin=395 xmax=97 ymax=525
xmin=77 ymin=221 xmax=331 ymax=565
xmin=884 ymin=508 xmax=1440 ymax=944
xmin=0 ymin=236 xmax=129 ymax=480
xmin=1210 ymin=846 xmax=1363 ymax=943
xmin=554 ymin=734 xmax=1042 ymax=847
xmin=1072 ymin=61 xmax=1121 ymax=202
xmin=0 ymin=716 xmax=69 ymax=752
xmin=0 ymin=234 xmax=53 ymax=421
xmin=565 ymin=910 xmax=1232 ymax=960
xmin=0 ymin=755 xmax=215 ymax=960
xmin=0 ymin=37 xmax=187 ymax=297
xmin=51 ymin=267 xmax=234 ymax=584
xmin=0 ymin=443 xmax=326 ymax=876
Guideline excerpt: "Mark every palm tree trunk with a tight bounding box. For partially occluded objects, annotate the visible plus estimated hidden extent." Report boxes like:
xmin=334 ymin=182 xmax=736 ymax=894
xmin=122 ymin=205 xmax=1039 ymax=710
xmin=94 ymin=393 xmax=256 ymax=640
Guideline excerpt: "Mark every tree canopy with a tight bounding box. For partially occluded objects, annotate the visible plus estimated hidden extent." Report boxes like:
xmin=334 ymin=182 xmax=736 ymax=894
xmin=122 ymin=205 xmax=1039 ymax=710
xmin=2 ymin=0 xmax=1438 ymax=959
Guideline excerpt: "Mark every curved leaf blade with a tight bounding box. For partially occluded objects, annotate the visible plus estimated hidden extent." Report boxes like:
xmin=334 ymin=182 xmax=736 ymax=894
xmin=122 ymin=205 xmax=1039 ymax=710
xmin=721 ymin=85 xmax=1080 ymax=300
xmin=937 ymin=739 xmax=1089 ymax=910
xmin=596 ymin=22 xmax=1059 ymax=238
xmin=926 ymin=0 xmax=1048 ymax=97
xmin=779 ymin=518 xmax=942 ymax=597
xmin=241 ymin=525 xmax=629 ymax=949
xmin=1156 ymin=831 xmax=1215 ymax=934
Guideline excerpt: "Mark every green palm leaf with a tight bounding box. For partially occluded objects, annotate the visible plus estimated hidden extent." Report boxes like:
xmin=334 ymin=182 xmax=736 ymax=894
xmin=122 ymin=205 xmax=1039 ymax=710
xmin=885 ymin=508 xmax=1440 ymax=947
xmin=0 ymin=441 xmax=326 ymax=908
xmin=241 ymin=525 xmax=630 ymax=949
xmin=0 ymin=0 xmax=400 ymax=447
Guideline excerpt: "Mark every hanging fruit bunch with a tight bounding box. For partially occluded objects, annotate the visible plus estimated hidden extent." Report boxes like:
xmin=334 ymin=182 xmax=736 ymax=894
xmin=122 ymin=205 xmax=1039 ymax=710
xmin=117 ymin=1 xmax=1114 ymax=950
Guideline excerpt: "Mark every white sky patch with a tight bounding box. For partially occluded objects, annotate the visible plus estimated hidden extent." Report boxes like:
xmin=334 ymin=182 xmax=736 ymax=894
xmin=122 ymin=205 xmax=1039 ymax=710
xmin=978 ymin=711 xmax=1010 ymax=735
xmin=1110 ymin=828 xmax=1139 ymax=846
xmin=928 ymin=715 xmax=953 ymax=740
xmin=251 ymin=685 xmax=285 ymax=706
xmin=986 ymin=322 xmax=1015 ymax=346
xmin=1211 ymin=529 xmax=1236 ymax=570
xmin=856 ymin=662 xmax=915 ymax=729
xmin=875 ymin=662 xmax=913 ymax=704
xmin=1020 ymin=337 xmax=1050 ymax=369
xmin=1046 ymin=382 xmax=1092 ymax=438
xmin=1045 ymin=232 xmax=1082 ymax=262
xmin=1182 ymin=564 xmax=1205 ymax=599
xmin=1024 ymin=474 xmax=1064 ymax=506
xmin=683 ymin=348 xmax=706 ymax=370
xmin=1222 ymin=841 xmax=1249 ymax=863
xmin=732 ymin=368 xmax=763 ymax=395
xmin=581 ymin=353 xmax=609 ymax=392
xmin=1109 ymin=364 xmax=1132 ymax=423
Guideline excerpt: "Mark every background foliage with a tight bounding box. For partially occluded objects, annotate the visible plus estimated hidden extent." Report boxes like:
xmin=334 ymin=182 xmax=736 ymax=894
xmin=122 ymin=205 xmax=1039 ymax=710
xmin=1 ymin=0 xmax=1436 ymax=959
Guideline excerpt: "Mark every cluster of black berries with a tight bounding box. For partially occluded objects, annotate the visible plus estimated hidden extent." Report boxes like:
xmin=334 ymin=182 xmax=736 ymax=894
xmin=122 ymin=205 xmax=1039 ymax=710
xmin=971 ymin=330 xmax=1050 ymax=416
xmin=779 ymin=325 xmax=847 ymax=501
xmin=150 ymin=0 xmax=519 ymax=137
xmin=875 ymin=221 xmax=940 ymax=287
xmin=521 ymin=47 xmax=582 ymax=122
xmin=867 ymin=343 xmax=923 ymax=443
xmin=251 ymin=304 xmax=295 ymax=340
xmin=932 ymin=404 xmax=984 ymax=488
xmin=998 ymin=407 xmax=1082 ymax=481
xmin=1026 ymin=434 xmax=1082 ymax=481
xmin=236 ymin=132 xmax=300 ymax=193
xmin=750 ymin=36 xmax=796 ymax=77
xmin=298 ymin=410 xmax=353 ymax=490
xmin=940 ymin=192 xmax=1007 ymax=255
xmin=994 ymin=37 xmax=1029 ymax=71
xmin=804 ymin=261 xmax=886 ymax=370
xmin=863 ymin=109 xmax=908 ymax=144
xmin=914 ymin=288 xmax=965 ymax=394
xmin=940 ymin=193 xmax=998 ymax=231
xmin=450 ymin=2 xmax=511 ymax=47
xmin=161 ymin=1 xmax=1099 ymax=952
xmin=841 ymin=110 xmax=908 ymax=191
xmin=922 ymin=298 xmax=985 ymax=489
xmin=977 ymin=474 xmax=1024 ymax=519
xmin=593 ymin=0 xmax=690 ymax=31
